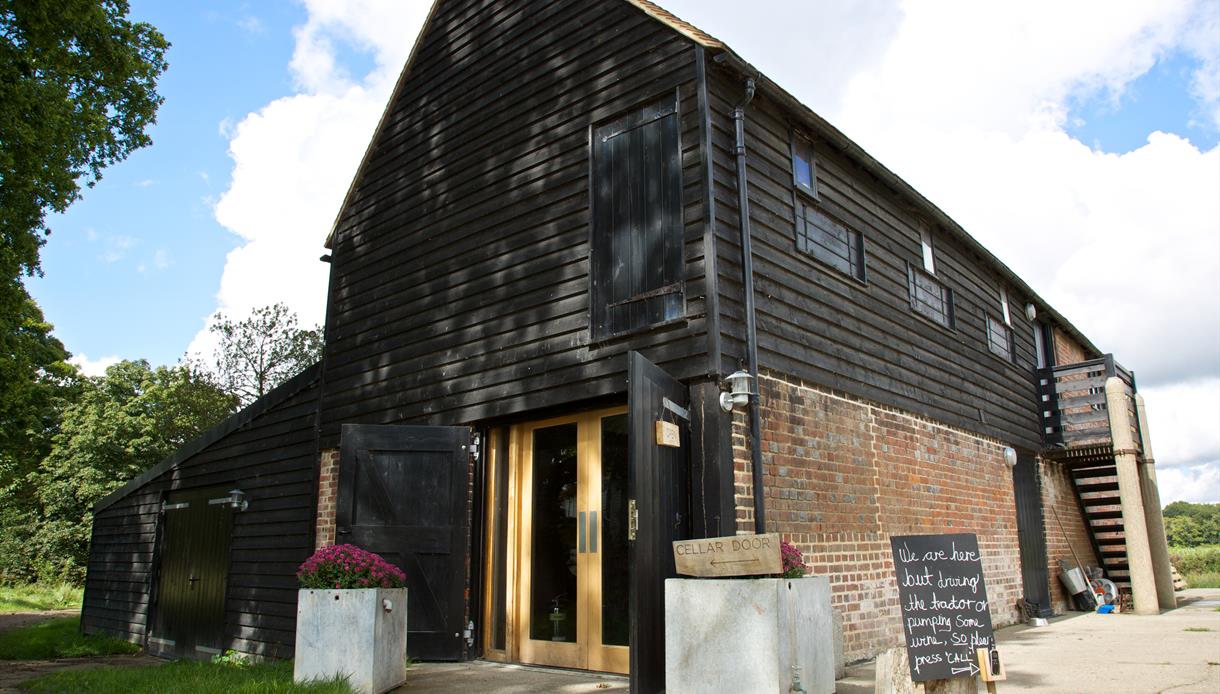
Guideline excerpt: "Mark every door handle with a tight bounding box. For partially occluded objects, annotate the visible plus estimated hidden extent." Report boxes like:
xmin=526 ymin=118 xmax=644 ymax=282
xmin=589 ymin=511 xmax=598 ymax=553
xmin=578 ymin=511 xmax=586 ymax=553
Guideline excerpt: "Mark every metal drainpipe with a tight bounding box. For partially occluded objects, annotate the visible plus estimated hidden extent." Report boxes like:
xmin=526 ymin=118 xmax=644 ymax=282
xmin=733 ymin=78 xmax=767 ymax=535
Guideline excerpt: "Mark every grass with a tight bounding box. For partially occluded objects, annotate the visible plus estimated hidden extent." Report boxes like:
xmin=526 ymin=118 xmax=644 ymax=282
xmin=0 ymin=583 xmax=82 ymax=613
xmin=1182 ymin=571 xmax=1220 ymax=589
xmin=0 ymin=617 xmax=139 ymax=660
xmin=20 ymin=660 xmax=354 ymax=693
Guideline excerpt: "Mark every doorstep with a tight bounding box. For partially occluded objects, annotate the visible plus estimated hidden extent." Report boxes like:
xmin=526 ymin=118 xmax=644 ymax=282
xmin=390 ymin=660 xmax=629 ymax=693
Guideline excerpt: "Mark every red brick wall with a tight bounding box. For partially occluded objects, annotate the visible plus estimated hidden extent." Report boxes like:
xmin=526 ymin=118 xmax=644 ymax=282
xmin=734 ymin=372 xmax=1024 ymax=662
xmin=315 ymin=448 xmax=339 ymax=549
xmin=1054 ymin=327 xmax=1089 ymax=365
xmin=1039 ymin=458 xmax=1100 ymax=612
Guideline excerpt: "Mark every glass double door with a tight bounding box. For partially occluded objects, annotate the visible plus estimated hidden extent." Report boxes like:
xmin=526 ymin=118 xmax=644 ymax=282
xmin=514 ymin=408 xmax=629 ymax=673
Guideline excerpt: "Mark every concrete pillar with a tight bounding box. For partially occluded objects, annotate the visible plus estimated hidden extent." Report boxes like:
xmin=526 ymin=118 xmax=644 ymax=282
xmin=1134 ymin=393 xmax=1177 ymax=608
xmin=1105 ymin=377 xmax=1159 ymax=615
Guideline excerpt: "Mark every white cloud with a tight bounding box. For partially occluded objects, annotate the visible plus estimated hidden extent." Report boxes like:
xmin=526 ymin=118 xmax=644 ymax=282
xmin=1141 ymin=379 xmax=1220 ymax=469
xmin=153 ymin=249 xmax=172 ymax=270
xmin=1157 ymin=462 xmax=1220 ymax=504
xmin=70 ymin=353 xmax=121 ymax=378
xmin=189 ymin=1 xmax=431 ymax=359
xmin=237 ymin=15 xmax=264 ymax=35
xmin=98 ymin=234 xmax=137 ymax=264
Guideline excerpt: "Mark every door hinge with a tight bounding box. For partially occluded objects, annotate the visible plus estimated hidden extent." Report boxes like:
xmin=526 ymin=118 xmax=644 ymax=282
xmin=628 ymin=499 xmax=638 ymax=541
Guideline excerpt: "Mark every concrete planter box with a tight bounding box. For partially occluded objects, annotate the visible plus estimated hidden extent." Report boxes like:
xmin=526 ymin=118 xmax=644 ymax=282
xmin=665 ymin=577 xmax=834 ymax=694
xmin=294 ymin=588 xmax=408 ymax=694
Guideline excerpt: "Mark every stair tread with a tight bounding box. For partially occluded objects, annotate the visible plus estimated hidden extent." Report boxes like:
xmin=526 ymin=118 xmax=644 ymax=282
xmin=1076 ymin=482 xmax=1121 ymax=493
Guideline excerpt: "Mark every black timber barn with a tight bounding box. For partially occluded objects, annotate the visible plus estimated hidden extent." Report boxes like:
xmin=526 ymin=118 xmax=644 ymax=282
xmin=83 ymin=1 xmax=1171 ymax=691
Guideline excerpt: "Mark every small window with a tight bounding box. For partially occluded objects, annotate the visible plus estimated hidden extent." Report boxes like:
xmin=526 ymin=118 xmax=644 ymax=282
xmin=791 ymin=136 xmax=817 ymax=198
xmin=1000 ymin=287 xmax=1011 ymax=325
xmin=908 ymin=263 xmax=954 ymax=328
xmin=987 ymin=314 xmax=1015 ymax=362
xmin=919 ymin=221 xmax=935 ymax=274
xmin=795 ymin=200 xmax=866 ymax=282
xmin=1033 ymin=322 xmax=1047 ymax=369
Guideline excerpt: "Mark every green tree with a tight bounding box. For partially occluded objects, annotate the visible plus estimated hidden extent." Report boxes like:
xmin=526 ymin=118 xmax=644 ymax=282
xmin=11 ymin=360 xmax=236 ymax=583
xmin=1 ymin=0 xmax=169 ymax=285
xmin=207 ymin=303 xmax=323 ymax=406
xmin=0 ymin=281 xmax=78 ymax=484
xmin=1163 ymin=502 xmax=1220 ymax=548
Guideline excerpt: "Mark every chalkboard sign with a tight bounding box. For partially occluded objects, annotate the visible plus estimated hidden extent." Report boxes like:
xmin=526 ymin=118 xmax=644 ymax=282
xmin=890 ymin=533 xmax=994 ymax=682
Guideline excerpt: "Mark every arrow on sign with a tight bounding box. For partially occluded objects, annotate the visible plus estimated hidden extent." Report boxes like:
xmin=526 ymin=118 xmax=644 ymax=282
xmin=951 ymin=661 xmax=980 ymax=677
xmin=710 ymin=558 xmax=760 ymax=566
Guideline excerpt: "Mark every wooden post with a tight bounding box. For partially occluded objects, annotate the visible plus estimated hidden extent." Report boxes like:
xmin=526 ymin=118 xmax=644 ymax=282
xmin=1105 ymin=377 xmax=1159 ymax=615
xmin=873 ymin=647 xmax=916 ymax=694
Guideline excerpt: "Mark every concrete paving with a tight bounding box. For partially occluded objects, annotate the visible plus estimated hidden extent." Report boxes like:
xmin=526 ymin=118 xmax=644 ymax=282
xmin=838 ymin=588 xmax=1220 ymax=693
xmin=402 ymin=590 xmax=1219 ymax=693
xmin=393 ymin=661 xmax=628 ymax=693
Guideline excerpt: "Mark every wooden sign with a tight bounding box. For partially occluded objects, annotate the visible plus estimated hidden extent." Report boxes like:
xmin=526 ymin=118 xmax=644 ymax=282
xmin=672 ymin=533 xmax=781 ymax=577
xmin=890 ymin=533 xmax=995 ymax=683
xmin=655 ymin=420 xmax=680 ymax=447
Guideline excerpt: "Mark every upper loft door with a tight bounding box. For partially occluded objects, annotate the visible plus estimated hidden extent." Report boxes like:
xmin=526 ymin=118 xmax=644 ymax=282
xmin=337 ymin=424 xmax=471 ymax=661
xmin=589 ymin=95 xmax=684 ymax=340
xmin=627 ymin=351 xmax=690 ymax=694
xmin=149 ymin=486 xmax=235 ymax=660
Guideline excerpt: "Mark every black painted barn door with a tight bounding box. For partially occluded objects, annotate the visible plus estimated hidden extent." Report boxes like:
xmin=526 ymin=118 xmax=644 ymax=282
xmin=150 ymin=487 xmax=234 ymax=660
xmin=337 ymin=424 xmax=471 ymax=661
xmin=1013 ymin=450 xmax=1053 ymax=617
xmin=627 ymin=352 xmax=690 ymax=693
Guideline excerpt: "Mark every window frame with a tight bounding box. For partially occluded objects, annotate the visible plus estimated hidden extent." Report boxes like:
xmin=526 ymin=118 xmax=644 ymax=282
xmin=986 ymin=313 xmax=1016 ymax=363
xmin=907 ymin=261 xmax=955 ymax=330
xmin=790 ymin=134 xmax=818 ymax=199
xmin=789 ymin=131 xmax=867 ymax=283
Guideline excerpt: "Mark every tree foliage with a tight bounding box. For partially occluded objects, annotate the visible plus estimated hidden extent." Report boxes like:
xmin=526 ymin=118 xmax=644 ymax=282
xmin=0 ymin=0 xmax=169 ymax=284
xmin=0 ymin=360 xmax=236 ymax=583
xmin=208 ymin=303 xmax=323 ymax=406
xmin=1164 ymin=502 xmax=1220 ymax=548
xmin=0 ymin=280 xmax=78 ymax=487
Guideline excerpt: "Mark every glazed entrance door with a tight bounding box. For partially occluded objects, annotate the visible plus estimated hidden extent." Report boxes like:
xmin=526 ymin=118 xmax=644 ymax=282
xmin=515 ymin=408 xmax=630 ymax=673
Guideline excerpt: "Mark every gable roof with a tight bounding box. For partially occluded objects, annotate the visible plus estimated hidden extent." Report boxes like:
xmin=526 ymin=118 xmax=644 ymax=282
xmin=92 ymin=362 xmax=322 ymax=514
xmin=322 ymin=0 xmax=1100 ymax=357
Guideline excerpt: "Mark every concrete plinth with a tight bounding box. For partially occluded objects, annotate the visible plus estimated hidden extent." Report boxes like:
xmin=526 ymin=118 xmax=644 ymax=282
xmin=664 ymin=577 xmax=834 ymax=694
xmin=295 ymin=588 xmax=408 ymax=694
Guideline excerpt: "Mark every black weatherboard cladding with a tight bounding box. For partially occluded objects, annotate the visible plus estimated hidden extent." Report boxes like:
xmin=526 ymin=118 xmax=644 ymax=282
xmin=80 ymin=373 xmax=321 ymax=657
xmin=704 ymin=62 xmax=1044 ymax=450
xmin=319 ymin=0 xmax=712 ymax=445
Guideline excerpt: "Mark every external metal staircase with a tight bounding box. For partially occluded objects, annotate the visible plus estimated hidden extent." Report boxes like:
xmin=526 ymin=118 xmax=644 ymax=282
xmin=1038 ymin=355 xmax=1142 ymax=592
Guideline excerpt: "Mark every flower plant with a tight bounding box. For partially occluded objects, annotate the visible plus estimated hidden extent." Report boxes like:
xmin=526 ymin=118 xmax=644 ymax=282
xmin=780 ymin=539 xmax=809 ymax=579
xmin=297 ymin=544 xmax=406 ymax=589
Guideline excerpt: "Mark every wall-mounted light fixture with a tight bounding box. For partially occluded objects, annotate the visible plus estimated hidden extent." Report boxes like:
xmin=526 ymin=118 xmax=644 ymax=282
xmin=224 ymin=488 xmax=249 ymax=511
xmin=1003 ymin=447 xmax=1017 ymax=468
xmin=1024 ymin=303 xmax=1037 ymax=322
xmin=719 ymin=369 xmax=754 ymax=413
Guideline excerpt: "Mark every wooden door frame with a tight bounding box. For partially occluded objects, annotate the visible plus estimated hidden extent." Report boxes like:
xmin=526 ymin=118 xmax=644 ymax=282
xmin=480 ymin=406 xmax=629 ymax=673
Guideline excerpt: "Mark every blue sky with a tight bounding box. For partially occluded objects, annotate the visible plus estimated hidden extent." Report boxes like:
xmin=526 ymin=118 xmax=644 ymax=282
xmin=21 ymin=0 xmax=1220 ymax=503
xmin=29 ymin=1 xmax=306 ymax=367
